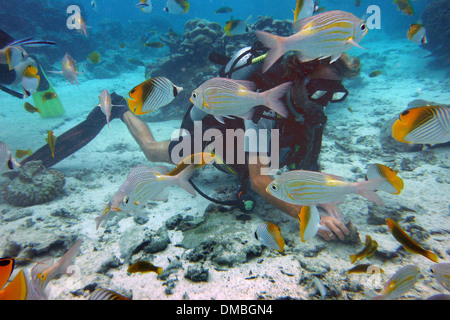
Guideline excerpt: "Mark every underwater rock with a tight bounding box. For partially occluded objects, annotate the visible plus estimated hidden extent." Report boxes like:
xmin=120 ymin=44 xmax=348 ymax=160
xmin=119 ymin=226 xmax=170 ymax=262
xmin=185 ymin=264 xmax=209 ymax=282
xmin=180 ymin=208 xmax=263 ymax=267
xmin=1 ymin=161 xmax=65 ymax=207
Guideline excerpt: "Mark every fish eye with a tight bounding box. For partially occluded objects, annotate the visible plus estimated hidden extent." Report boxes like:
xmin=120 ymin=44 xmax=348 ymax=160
xmin=122 ymin=196 xmax=129 ymax=205
xmin=401 ymin=110 xmax=410 ymax=117
xmin=360 ymin=23 xmax=366 ymax=31
xmin=192 ymin=93 xmax=197 ymax=99
xmin=270 ymin=184 xmax=278 ymax=191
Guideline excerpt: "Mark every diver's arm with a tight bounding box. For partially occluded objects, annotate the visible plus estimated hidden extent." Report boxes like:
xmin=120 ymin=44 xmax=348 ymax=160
xmin=247 ymin=154 xmax=301 ymax=219
xmin=122 ymin=111 xmax=172 ymax=164
xmin=248 ymin=154 xmax=348 ymax=240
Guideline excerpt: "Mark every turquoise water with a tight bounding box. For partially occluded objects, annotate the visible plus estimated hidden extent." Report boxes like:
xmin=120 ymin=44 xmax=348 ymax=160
xmin=0 ymin=0 xmax=449 ymax=302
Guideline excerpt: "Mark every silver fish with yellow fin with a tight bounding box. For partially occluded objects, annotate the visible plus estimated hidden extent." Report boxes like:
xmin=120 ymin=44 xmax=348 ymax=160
xmin=266 ymin=170 xmax=384 ymax=206
xmin=190 ymin=77 xmax=291 ymax=123
xmin=256 ymin=10 xmax=368 ymax=73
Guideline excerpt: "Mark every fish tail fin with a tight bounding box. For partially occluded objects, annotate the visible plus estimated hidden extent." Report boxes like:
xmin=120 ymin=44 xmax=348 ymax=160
xmin=57 ymin=240 xmax=83 ymax=277
xmin=174 ymin=165 xmax=197 ymax=196
xmin=349 ymin=254 xmax=358 ymax=264
xmin=262 ymin=82 xmax=292 ymax=118
xmin=424 ymin=251 xmax=439 ymax=263
xmin=356 ymin=178 xmax=384 ymax=205
xmin=255 ymin=31 xmax=286 ymax=73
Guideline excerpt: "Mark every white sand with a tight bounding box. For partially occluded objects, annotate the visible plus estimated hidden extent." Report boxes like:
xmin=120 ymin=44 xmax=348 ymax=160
xmin=0 ymin=30 xmax=449 ymax=301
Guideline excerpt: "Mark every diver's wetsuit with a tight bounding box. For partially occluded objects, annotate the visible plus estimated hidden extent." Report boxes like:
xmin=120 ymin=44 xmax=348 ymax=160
xmin=20 ymin=93 xmax=128 ymax=168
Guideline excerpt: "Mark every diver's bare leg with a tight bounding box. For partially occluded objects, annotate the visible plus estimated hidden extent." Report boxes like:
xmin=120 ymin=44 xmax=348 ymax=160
xmin=122 ymin=111 xmax=172 ymax=164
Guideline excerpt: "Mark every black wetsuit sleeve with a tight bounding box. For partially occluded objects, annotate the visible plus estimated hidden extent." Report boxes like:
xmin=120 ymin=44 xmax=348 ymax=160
xmin=21 ymin=93 xmax=128 ymax=168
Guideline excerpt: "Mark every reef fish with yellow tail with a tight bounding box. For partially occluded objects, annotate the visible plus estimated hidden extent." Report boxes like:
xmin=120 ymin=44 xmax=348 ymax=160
xmin=190 ymin=77 xmax=292 ymax=123
xmin=49 ymin=53 xmax=81 ymax=88
xmin=46 ymin=130 xmax=56 ymax=158
xmin=371 ymin=265 xmax=419 ymax=300
xmin=386 ymin=219 xmax=439 ymax=263
xmin=15 ymin=149 xmax=32 ymax=159
xmin=366 ymin=163 xmax=404 ymax=194
xmin=255 ymin=221 xmax=285 ymax=252
xmin=29 ymin=240 xmax=82 ymax=300
xmin=127 ymin=261 xmax=163 ymax=275
xmin=42 ymin=92 xmax=58 ymax=103
xmin=350 ymin=235 xmax=377 ymax=264
xmin=87 ymin=51 xmax=100 ymax=64
xmin=430 ymin=263 xmax=450 ymax=291
xmin=24 ymin=102 xmax=40 ymax=113
xmin=110 ymin=153 xmax=214 ymax=213
xmin=391 ymin=106 xmax=450 ymax=145
xmin=164 ymin=0 xmax=189 ymax=14
xmin=394 ymin=0 xmax=414 ymax=16
xmin=407 ymin=23 xmax=427 ymax=45
xmin=256 ymin=10 xmax=368 ymax=73
xmin=127 ymin=77 xmax=183 ymax=115
xmin=266 ymin=170 xmax=385 ymax=206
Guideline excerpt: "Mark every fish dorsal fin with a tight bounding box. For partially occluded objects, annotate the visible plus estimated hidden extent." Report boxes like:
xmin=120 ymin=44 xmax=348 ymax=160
xmin=293 ymin=15 xmax=317 ymax=32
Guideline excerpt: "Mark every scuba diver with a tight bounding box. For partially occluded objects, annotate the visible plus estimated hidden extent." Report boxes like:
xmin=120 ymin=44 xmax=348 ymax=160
xmin=11 ymin=42 xmax=361 ymax=242
xmin=0 ymin=29 xmax=64 ymax=117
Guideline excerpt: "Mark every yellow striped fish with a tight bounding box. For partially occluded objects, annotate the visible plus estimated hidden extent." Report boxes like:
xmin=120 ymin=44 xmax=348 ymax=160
xmin=366 ymin=163 xmax=404 ymax=195
xmin=111 ymin=153 xmax=214 ymax=212
xmin=255 ymin=221 xmax=285 ymax=252
xmin=430 ymin=263 xmax=450 ymax=292
xmin=256 ymin=10 xmax=368 ymax=73
xmin=266 ymin=170 xmax=384 ymax=206
xmin=392 ymin=106 xmax=450 ymax=145
xmin=371 ymin=265 xmax=419 ymax=300
xmin=127 ymin=77 xmax=183 ymax=115
xmin=190 ymin=77 xmax=291 ymax=123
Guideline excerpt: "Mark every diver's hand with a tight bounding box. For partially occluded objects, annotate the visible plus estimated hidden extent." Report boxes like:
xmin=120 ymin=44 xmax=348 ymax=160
xmin=318 ymin=216 xmax=349 ymax=241
xmin=318 ymin=203 xmax=343 ymax=219
xmin=110 ymin=92 xmax=129 ymax=121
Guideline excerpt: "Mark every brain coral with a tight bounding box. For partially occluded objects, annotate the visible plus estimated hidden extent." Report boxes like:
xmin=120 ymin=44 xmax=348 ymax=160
xmin=2 ymin=161 xmax=65 ymax=207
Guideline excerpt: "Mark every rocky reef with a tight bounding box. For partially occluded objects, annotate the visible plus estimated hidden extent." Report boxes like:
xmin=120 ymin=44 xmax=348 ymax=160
xmin=421 ymin=0 xmax=450 ymax=68
xmin=1 ymin=161 xmax=65 ymax=207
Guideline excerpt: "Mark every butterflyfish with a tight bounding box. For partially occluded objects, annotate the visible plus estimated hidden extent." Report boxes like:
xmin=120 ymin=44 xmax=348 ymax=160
xmin=89 ymin=288 xmax=130 ymax=300
xmin=255 ymin=221 xmax=285 ymax=252
xmin=163 ymin=0 xmax=190 ymax=14
xmin=297 ymin=205 xmax=330 ymax=242
xmin=407 ymin=23 xmax=427 ymax=45
xmin=366 ymin=163 xmax=404 ymax=195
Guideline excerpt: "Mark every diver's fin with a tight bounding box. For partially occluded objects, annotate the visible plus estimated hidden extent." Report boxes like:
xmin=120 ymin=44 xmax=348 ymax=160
xmin=32 ymin=60 xmax=65 ymax=118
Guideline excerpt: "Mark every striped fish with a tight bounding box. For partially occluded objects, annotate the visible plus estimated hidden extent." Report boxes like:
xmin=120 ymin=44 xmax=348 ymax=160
xmin=266 ymin=170 xmax=384 ymax=206
xmin=372 ymin=265 xmax=419 ymax=300
xmin=21 ymin=65 xmax=40 ymax=98
xmin=392 ymin=106 xmax=450 ymax=145
xmin=256 ymin=10 xmax=368 ymax=73
xmin=366 ymin=163 xmax=404 ymax=195
xmin=89 ymin=288 xmax=130 ymax=300
xmin=111 ymin=153 xmax=214 ymax=212
xmin=127 ymin=77 xmax=183 ymax=115
xmin=0 ymin=141 xmax=20 ymax=174
xmin=255 ymin=221 xmax=285 ymax=252
xmin=431 ymin=263 xmax=450 ymax=292
xmin=190 ymin=77 xmax=291 ymax=123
